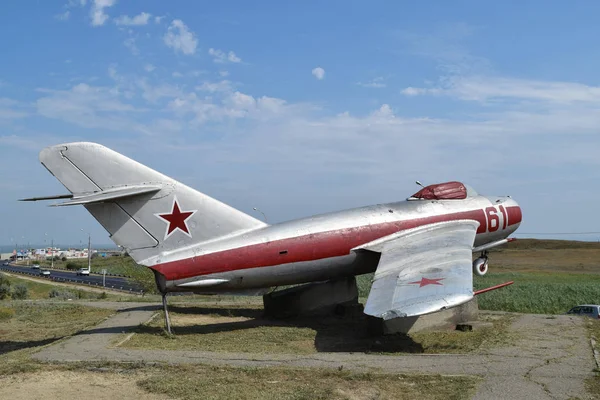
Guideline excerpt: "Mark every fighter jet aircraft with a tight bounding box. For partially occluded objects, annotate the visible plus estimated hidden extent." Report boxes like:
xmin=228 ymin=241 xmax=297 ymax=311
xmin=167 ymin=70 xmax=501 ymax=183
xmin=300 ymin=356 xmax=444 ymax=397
xmin=22 ymin=142 xmax=521 ymax=332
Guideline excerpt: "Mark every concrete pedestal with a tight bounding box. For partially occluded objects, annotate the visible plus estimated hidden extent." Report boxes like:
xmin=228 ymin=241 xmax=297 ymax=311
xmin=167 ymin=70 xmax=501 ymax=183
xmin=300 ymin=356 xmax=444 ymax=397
xmin=263 ymin=277 xmax=359 ymax=318
xmin=368 ymin=297 xmax=479 ymax=335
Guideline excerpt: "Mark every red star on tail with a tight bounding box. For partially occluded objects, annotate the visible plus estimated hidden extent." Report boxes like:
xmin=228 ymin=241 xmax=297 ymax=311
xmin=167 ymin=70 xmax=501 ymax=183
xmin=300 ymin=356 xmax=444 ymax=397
xmin=408 ymin=277 xmax=444 ymax=288
xmin=156 ymin=197 xmax=197 ymax=240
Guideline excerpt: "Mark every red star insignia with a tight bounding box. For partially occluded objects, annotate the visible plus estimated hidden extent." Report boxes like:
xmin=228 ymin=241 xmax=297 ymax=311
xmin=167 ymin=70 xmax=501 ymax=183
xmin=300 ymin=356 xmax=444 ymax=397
xmin=408 ymin=277 xmax=444 ymax=288
xmin=155 ymin=197 xmax=197 ymax=240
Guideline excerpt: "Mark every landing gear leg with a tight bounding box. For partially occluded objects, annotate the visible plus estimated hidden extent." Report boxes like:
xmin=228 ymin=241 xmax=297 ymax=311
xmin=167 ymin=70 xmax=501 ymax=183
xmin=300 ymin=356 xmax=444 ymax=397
xmin=162 ymin=292 xmax=172 ymax=334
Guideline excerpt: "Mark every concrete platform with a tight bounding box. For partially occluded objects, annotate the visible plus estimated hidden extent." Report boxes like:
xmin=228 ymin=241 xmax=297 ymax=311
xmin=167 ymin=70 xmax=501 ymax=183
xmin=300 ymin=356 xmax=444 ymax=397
xmin=263 ymin=277 xmax=359 ymax=318
xmin=368 ymin=298 xmax=479 ymax=335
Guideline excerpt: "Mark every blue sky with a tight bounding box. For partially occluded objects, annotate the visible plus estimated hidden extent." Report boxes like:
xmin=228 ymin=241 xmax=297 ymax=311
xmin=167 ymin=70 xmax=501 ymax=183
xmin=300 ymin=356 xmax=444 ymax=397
xmin=2 ymin=0 xmax=600 ymax=247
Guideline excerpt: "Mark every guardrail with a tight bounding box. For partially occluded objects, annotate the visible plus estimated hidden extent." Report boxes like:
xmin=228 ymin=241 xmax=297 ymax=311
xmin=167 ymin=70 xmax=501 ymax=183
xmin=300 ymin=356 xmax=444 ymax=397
xmin=0 ymin=266 xmax=145 ymax=295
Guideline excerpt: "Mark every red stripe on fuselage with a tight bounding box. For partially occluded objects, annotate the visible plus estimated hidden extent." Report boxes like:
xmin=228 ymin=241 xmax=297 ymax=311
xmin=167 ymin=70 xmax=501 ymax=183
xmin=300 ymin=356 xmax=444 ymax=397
xmin=506 ymin=206 xmax=522 ymax=226
xmin=152 ymin=209 xmax=489 ymax=281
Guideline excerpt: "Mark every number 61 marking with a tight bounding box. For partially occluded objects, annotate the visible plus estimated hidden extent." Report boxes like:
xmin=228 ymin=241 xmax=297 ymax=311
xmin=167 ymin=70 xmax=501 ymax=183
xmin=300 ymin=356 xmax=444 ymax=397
xmin=485 ymin=205 xmax=508 ymax=232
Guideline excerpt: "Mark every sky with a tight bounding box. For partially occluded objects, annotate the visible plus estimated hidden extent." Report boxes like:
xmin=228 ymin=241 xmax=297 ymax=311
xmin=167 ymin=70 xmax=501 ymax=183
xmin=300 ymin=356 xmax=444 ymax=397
xmin=1 ymin=0 xmax=600 ymax=247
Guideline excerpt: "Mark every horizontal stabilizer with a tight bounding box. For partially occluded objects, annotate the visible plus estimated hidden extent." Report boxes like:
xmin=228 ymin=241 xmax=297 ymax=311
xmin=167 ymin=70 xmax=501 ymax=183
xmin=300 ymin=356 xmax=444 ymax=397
xmin=51 ymin=185 xmax=162 ymax=207
xmin=19 ymin=186 xmax=162 ymax=206
xmin=19 ymin=194 xmax=74 ymax=202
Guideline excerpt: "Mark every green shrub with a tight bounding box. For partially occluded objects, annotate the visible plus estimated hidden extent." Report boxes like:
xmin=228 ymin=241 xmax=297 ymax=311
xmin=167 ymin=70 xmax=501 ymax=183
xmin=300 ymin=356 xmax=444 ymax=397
xmin=0 ymin=284 xmax=11 ymax=300
xmin=0 ymin=306 xmax=15 ymax=321
xmin=98 ymin=291 xmax=108 ymax=299
xmin=61 ymin=256 xmax=67 ymax=262
xmin=65 ymin=262 xmax=79 ymax=270
xmin=0 ymin=273 xmax=11 ymax=287
xmin=49 ymin=288 xmax=75 ymax=300
xmin=11 ymin=284 xmax=29 ymax=300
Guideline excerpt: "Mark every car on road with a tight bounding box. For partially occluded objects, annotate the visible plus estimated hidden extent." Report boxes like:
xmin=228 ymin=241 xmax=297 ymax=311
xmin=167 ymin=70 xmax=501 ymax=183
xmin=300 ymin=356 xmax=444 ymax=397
xmin=76 ymin=268 xmax=90 ymax=276
xmin=566 ymin=305 xmax=600 ymax=319
xmin=2 ymin=261 xmax=8 ymax=266
xmin=31 ymin=264 xmax=40 ymax=269
xmin=40 ymin=269 xmax=51 ymax=276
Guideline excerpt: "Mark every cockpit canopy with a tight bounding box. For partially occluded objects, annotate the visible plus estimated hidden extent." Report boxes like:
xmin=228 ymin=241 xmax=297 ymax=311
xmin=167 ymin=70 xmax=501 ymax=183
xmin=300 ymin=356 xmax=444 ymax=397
xmin=408 ymin=181 xmax=478 ymax=200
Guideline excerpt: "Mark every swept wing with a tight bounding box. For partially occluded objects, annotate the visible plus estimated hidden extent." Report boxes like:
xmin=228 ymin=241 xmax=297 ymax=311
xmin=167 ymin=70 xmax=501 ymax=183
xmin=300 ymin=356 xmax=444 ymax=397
xmin=355 ymin=219 xmax=479 ymax=320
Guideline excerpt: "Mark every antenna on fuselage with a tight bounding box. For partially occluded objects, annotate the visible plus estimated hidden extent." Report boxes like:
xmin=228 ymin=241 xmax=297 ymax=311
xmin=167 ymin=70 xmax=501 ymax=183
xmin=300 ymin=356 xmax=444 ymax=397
xmin=253 ymin=207 xmax=269 ymax=224
xmin=415 ymin=181 xmax=425 ymax=188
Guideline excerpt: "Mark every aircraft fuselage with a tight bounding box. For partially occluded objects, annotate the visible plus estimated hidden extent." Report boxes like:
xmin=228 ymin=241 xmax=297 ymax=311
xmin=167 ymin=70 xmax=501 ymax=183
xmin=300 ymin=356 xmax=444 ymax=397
xmin=150 ymin=195 xmax=522 ymax=293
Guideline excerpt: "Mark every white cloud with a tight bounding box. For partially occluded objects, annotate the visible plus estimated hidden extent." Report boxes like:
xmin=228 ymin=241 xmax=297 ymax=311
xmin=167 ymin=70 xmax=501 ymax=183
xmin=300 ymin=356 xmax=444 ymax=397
xmin=115 ymin=12 xmax=151 ymax=26
xmin=219 ymin=71 xmax=229 ymax=77
xmin=196 ymin=80 xmax=234 ymax=93
xmin=90 ymin=0 xmax=117 ymax=27
xmin=312 ymin=67 xmax=325 ymax=80
xmin=35 ymin=83 xmax=144 ymax=131
xmin=208 ymin=48 xmax=242 ymax=63
xmin=402 ymin=75 xmax=600 ymax=105
xmin=163 ymin=20 xmax=197 ymax=55
xmin=144 ymin=64 xmax=155 ymax=72
xmin=136 ymin=79 xmax=183 ymax=103
xmin=66 ymin=0 xmax=87 ymax=7
xmin=0 ymin=98 xmax=28 ymax=120
xmin=154 ymin=15 xmax=165 ymax=24
xmin=123 ymin=37 xmax=139 ymax=55
xmin=401 ymin=86 xmax=441 ymax=96
xmin=55 ymin=11 xmax=71 ymax=21
xmin=357 ymin=77 xmax=386 ymax=88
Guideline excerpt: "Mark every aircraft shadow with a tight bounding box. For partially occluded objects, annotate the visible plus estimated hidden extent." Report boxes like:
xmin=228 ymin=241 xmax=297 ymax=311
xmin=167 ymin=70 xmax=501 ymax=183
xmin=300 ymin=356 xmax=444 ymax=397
xmin=0 ymin=338 xmax=60 ymax=355
xmin=133 ymin=305 xmax=425 ymax=354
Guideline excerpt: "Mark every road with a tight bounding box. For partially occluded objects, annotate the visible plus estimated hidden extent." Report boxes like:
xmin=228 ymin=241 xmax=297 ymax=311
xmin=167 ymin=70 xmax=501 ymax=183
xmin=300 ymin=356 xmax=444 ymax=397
xmin=0 ymin=261 xmax=143 ymax=293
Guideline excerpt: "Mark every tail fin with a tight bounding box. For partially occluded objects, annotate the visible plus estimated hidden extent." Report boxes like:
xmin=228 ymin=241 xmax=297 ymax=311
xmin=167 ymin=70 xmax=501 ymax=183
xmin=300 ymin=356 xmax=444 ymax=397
xmin=38 ymin=142 xmax=267 ymax=265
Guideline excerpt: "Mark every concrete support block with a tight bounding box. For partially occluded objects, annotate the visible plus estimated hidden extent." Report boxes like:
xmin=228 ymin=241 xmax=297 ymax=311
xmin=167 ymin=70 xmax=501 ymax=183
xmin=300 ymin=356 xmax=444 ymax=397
xmin=368 ymin=297 xmax=479 ymax=335
xmin=263 ymin=277 xmax=358 ymax=318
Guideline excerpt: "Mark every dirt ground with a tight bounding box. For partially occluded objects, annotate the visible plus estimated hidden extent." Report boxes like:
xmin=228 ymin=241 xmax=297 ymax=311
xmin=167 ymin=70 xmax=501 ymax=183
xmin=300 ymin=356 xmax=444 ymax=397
xmin=0 ymin=370 xmax=172 ymax=400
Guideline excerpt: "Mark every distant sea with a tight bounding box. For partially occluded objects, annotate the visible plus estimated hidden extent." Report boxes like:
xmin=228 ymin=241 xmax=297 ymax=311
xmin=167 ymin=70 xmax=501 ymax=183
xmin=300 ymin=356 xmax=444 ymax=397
xmin=0 ymin=244 xmax=119 ymax=253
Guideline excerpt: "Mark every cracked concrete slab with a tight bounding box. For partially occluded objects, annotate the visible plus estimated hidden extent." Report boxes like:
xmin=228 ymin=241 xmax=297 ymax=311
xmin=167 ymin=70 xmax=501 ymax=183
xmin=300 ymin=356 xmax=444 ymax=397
xmin=33 ymin=303 xmax=597 ymax=399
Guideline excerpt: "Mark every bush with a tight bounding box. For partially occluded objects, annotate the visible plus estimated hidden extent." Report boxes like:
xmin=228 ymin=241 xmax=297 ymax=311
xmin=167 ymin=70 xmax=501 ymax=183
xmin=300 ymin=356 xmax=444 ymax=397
xmin=98 ymin=291 xmax=108 ymax=299
xmin=0 ymin=284 xmax=11 ymax=300
xmin=0 ymin=306 xmax=15 ymax=321
xmin=11 ymin=284 xmax=29 ymax=300
xmin=61 ymin=256 xmax=67 ymax=262
xmin=49 ymin=288 xmax=75 ymax=300
xmin=0 ymin=273 xmax=11 ymax=287
xmin=65 ymin=262 xmax=79 ymax=270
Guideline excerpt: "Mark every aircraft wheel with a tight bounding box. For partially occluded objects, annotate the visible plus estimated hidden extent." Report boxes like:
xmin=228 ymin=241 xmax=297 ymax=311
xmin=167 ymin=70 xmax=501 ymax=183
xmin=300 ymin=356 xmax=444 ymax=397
xmin=473 ymin=257 xmax=488 ymax=276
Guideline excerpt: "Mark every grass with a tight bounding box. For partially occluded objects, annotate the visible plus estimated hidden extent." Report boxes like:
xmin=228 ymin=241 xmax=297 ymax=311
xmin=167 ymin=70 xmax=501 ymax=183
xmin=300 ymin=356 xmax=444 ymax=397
xmin=137 ymin=364 xmax=481 ymax=400
xmin=0 ymin=273 xmax=120 ymax=301
xmin=0 ymin=359 xmax=481 ymax=400
xmin=474 ymin=272 xmax=600 ymax=314
xmin=121 ymin=304 xmax=514 ymax=355
xmin=0 ymin=302 xmax=114 ymax=375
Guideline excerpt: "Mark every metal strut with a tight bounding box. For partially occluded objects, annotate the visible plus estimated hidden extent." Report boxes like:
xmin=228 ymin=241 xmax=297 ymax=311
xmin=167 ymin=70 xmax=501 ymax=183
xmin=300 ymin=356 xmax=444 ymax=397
xmin=162 ymin=292 xmax=172 ymax=334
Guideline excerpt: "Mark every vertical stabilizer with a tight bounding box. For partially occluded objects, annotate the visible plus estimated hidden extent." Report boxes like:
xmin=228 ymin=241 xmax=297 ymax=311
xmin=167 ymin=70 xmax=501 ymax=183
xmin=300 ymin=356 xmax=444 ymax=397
xmin=39 ymin=142 xmax=267 ymax=265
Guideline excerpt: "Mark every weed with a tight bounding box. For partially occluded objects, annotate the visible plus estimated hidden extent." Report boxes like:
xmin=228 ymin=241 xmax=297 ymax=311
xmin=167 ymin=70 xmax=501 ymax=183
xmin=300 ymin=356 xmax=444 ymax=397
xmin=137 ymin=365 xmax=480 ymax=400
xmin=0 ymin=283 xmax=11 ymax=299
xmin=0 ymin=306 xmax=15 ymax=321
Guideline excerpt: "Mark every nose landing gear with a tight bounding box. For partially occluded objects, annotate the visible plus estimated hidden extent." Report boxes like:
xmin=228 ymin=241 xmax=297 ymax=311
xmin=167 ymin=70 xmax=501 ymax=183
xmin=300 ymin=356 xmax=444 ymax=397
xmin=473 ymin=251 xmax=489 ymax=276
